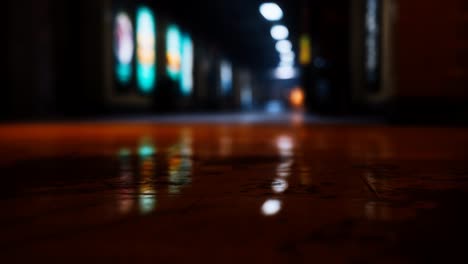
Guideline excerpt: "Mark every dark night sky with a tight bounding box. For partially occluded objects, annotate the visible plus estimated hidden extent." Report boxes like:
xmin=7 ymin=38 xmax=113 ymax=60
xmin=152 ymin=0 xmax=303 ymax=69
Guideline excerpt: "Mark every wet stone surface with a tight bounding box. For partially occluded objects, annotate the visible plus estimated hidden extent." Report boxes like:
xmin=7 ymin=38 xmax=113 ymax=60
xmin=0 ymin=123 xmax=467 ymax=263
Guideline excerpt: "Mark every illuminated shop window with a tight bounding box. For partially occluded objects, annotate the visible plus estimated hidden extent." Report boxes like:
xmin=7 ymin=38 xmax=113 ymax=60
xmin=366 ymin=0 xmax=379 ymax=82
xmin=180 ymin=34 xmax=194 ymax=95
xmin=220 ymin=60 xmax=233 ymax=95
xmin=166 ymin=24 xmax=182 ymax=81
xmin=136 ymin=7 xmax=157 ymax=93
xmin=114 ymin=12 xmax=134 ymax=84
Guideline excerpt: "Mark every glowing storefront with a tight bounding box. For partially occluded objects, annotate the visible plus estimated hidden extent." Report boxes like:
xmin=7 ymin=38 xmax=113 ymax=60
xmin=166 ymin=24 xmax=182 ymax=81
xmin=136 ymin=6 xmax=157 ymax=93
xmin=114 ymin=12 xmax=134 ymax=85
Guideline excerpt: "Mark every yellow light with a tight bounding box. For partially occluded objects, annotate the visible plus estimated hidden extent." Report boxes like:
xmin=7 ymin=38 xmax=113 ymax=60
xmin=299 ymin=35 xmax=312 ymax=65
xmin=290 ymin=87 xmax=305 ymax=108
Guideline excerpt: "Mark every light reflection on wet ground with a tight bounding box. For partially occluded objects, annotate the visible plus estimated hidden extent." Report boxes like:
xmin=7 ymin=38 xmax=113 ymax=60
xmin=0 ymin=123 xmax=468 ymax=262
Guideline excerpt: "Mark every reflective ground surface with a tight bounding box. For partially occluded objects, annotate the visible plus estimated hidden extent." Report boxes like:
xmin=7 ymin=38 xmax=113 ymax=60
xmin=1 ymin=116 xmax=468 ymax=263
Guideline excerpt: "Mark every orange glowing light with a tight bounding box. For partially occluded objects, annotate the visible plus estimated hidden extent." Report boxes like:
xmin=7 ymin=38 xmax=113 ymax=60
xmin=167 ymin=53 xmax=181 ymax=72
xmin=290 ymin=88 xmax=305 ymax=108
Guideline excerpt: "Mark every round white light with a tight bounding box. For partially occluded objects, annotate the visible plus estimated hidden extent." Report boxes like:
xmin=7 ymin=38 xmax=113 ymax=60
xmin=275 ymin=40 xmax=292 ymax=54
xmin=275 ymin=66 xmax=297 ymax=80
xmin=261 ymin=199 xmax=282 ymax=216
xmin=277 ymin=135 xmax=293 ymax=151
xmin=272 ymin=179 xmax=288 ymax=193
xmin=280 ymin=52 xmax=295 ymax=63
xmin=271 ymin=25 xmax=289 ymax=40
xmin=259 ymin=3 xmax=283 ymax=21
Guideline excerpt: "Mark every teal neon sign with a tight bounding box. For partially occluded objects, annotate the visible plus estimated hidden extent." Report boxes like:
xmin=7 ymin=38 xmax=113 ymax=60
xmin=136 ymin=7 xmax=156 ymax=93
xmin=166 ymin=24 xmax=182 ymax=81
xmin=180 ymin=34 xmax=193 ymax=95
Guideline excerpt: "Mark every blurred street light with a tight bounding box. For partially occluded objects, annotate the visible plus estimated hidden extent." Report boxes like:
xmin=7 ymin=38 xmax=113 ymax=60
xmin=259 ymin=3 xmax=283 ymax=21
xmin=276 ymin=40 xmax=292 ymax=53
xmin=271 ymin=25 xmax=289 ymax=40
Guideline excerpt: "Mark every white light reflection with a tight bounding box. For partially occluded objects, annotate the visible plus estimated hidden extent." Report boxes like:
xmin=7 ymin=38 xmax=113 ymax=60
xmin=138 ymin=138 xmax=157 ymax=215
xmin=271 ymin=25 xmax=289 ymax=40
xmin=168 ymin=130 xmax=193 ymax=195
xmin=277 ymin=135 xmax=293 ymax=156
xmin=272 ymin=178 xmax=288 ymax=193
xmin=139 ymin=191 xmax=156 ymax=215
xmin=261 ymin=199 xmax=282 ymax=216
xmin=260 ymin=136 xmax=294 ymax=217
xmin=277 ymin=158 xmax=293 ymax=178
xmin=259 ymin=3 xmax=283 ymax=21
xmin=277 ymin=159 xmax=293 ymax=169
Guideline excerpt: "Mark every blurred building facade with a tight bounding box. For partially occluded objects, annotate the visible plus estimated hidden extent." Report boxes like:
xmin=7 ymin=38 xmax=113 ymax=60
xmin=5 ymin=0 xmax=468 ymax=123
xmin=5 ymin=0 xmax=258 ymax=120
xmin=299 ymin=0 xmax=468 ymax=123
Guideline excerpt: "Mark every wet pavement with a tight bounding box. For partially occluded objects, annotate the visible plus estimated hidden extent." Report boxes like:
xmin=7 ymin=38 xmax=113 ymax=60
xmin=1 ymin=120 xmax=468 ymax=263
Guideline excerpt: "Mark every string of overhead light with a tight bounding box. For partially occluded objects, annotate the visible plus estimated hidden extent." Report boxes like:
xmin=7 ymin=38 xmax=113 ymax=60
xmin=259 ymin=2 xmax=297 ymax=79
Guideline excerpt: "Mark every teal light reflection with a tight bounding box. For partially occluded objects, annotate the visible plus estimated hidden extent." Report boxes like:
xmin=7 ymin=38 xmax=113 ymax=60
xmin=180 ymin=34 xmax=194 ymax=95
xmin=136 ymin=6 xmax=157 ymax=93
xmin=139 ymin=194 xmax=156 ymax=215
xmin=116 ymin=64 xmax=132 ymax=84
xmin=139 ymin=145 xmax=156 ymax=157
xmin=138 ymin=138 xmax=157 ymax=215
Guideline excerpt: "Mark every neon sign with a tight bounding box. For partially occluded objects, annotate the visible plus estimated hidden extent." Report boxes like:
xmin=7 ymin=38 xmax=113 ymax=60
xmin=114 ymin=12 xmax=134 ymax=84
xmin=166 ymin=24 xmax=182 ymax=81
xmin=180 ymin=34 xmax=193 ymax=95
xmin=136 ymin=7 xmax=156 ymax=93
